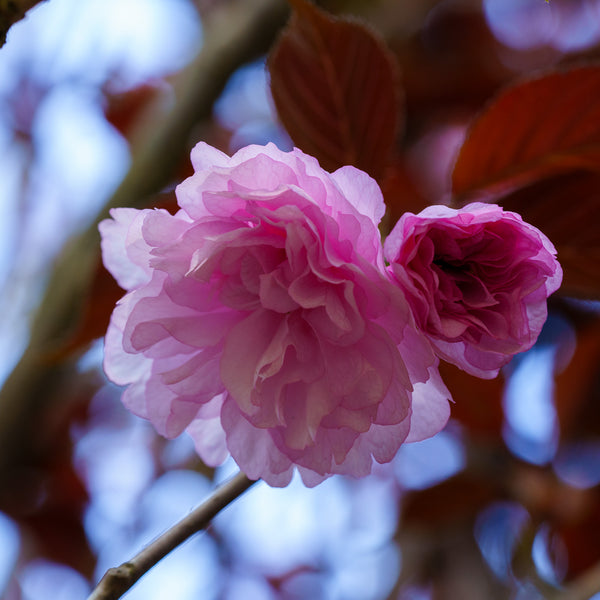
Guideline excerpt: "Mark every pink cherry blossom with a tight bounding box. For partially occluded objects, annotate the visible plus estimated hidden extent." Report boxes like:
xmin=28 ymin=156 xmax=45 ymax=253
xmin=100 ymin=143 xmax=450 ymax=487
xmin=384 ymin=202 xmax=562 ymax=378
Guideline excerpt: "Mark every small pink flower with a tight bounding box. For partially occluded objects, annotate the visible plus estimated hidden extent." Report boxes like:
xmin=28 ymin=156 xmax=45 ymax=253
xmin=384 ymin=203 xmax=562 ymax=378
xmin=100 ymin=143 xmax=450 ymax=487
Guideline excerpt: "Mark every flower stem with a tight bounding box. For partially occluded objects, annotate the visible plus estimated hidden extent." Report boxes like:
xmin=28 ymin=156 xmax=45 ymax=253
xmin=87 ymin=471 xmax=257 ymax=600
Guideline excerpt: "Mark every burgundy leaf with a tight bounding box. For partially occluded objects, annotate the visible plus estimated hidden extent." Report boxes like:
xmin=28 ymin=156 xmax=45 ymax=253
xmin=453 ymin=65 xmax=600 ymax=198
xmin=268 ymin=0 xmax=402 ymax=180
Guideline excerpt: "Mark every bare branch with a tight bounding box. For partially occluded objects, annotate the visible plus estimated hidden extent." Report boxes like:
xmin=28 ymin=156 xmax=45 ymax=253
xmin=0 ymin=0 xmax=44 ymax=46
xmin=88 ymin=472 xmax=257 ymax=600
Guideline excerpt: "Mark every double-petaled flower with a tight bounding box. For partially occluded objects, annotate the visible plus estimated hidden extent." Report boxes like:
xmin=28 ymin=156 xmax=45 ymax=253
xmin=384 ymin=203 xmax=562 ymax=378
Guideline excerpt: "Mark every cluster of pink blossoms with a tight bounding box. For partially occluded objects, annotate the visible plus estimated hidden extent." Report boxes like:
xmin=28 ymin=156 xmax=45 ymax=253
xmin=100 ymin=143 xmax=562 ymax=486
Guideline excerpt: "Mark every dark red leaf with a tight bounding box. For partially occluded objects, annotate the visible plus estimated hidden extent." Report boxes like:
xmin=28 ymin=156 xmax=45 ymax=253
xmin=556 ymin=490 xmax=600 ymax=579
xmin=439 ymin=362 xmax=505 ymax=440
xmin=500 ymin=171 xmax=600 ymax=298
xmin=554 ymin=315 xmax=600 ymax=439
xmin=104 ymin=81 xmax=171 ymax=138
xmin=20 ymin=465 xmax=94 ymax=576
xmin=396 ymin=4 xmax=514 ymax=116
xmin=452 ymin=65 xmax=600 ymax=198
xmin=380 ymin=158 xmax=431 ymax=233
xmin=0 ymin=389 xmax=95 ymax=576
xmin=402 ymin=473 xmax=499 ymax=527
xmin=268 ymin=0 xmax=401 ymax=180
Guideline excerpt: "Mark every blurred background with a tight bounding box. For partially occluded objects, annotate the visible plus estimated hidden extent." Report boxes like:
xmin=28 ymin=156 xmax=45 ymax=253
xmin=0 ymin=0 xmax=599 ymax=598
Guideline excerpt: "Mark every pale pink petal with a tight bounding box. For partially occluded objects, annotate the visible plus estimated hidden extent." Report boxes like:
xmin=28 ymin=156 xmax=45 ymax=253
xmin=220 ymin=309 xmax=283 ymax=411
xmin=103 ymin=303 xmax=150 ymax=388
xmin=221 ymin=395 xmax=295 ymax=487
xmin=189 ymin=141 xmax=231 ymax=171
xmin=99 ymin=208 xmax=153 ymax=290
xmin=186 ymin=395 xmax=229 ymax=466
xmin=405 ymin=366 xmax=452 ymax=442
xmin=144 ymin=379 xmax=200 ymax=438
xmin=331 ymin=166 xmax=385 ymax=224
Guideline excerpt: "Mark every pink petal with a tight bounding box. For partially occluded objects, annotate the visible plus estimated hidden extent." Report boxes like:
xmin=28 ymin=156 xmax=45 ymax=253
xmin=405 ymin=366 xmax=452 ymax=442
xmin=99 ymin=208 xmax=153 ymax=290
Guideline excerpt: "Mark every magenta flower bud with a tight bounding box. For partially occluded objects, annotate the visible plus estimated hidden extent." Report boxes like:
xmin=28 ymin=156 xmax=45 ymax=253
xmin=384 ymin=202 xmax=563 ymax=379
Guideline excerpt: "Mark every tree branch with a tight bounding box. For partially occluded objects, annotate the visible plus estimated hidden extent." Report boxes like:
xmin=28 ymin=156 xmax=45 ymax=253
xmin=0 ymin=0 xmax=44 ymax=46
xmin=87 ymin=471 xmax=257 ymax=600
xmin=0 ymin=0 xmax=289 ymax=485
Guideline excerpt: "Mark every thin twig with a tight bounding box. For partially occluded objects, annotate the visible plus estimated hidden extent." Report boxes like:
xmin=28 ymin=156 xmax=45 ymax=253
xmin=88 ymin=471 xmax=257 ymax=600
